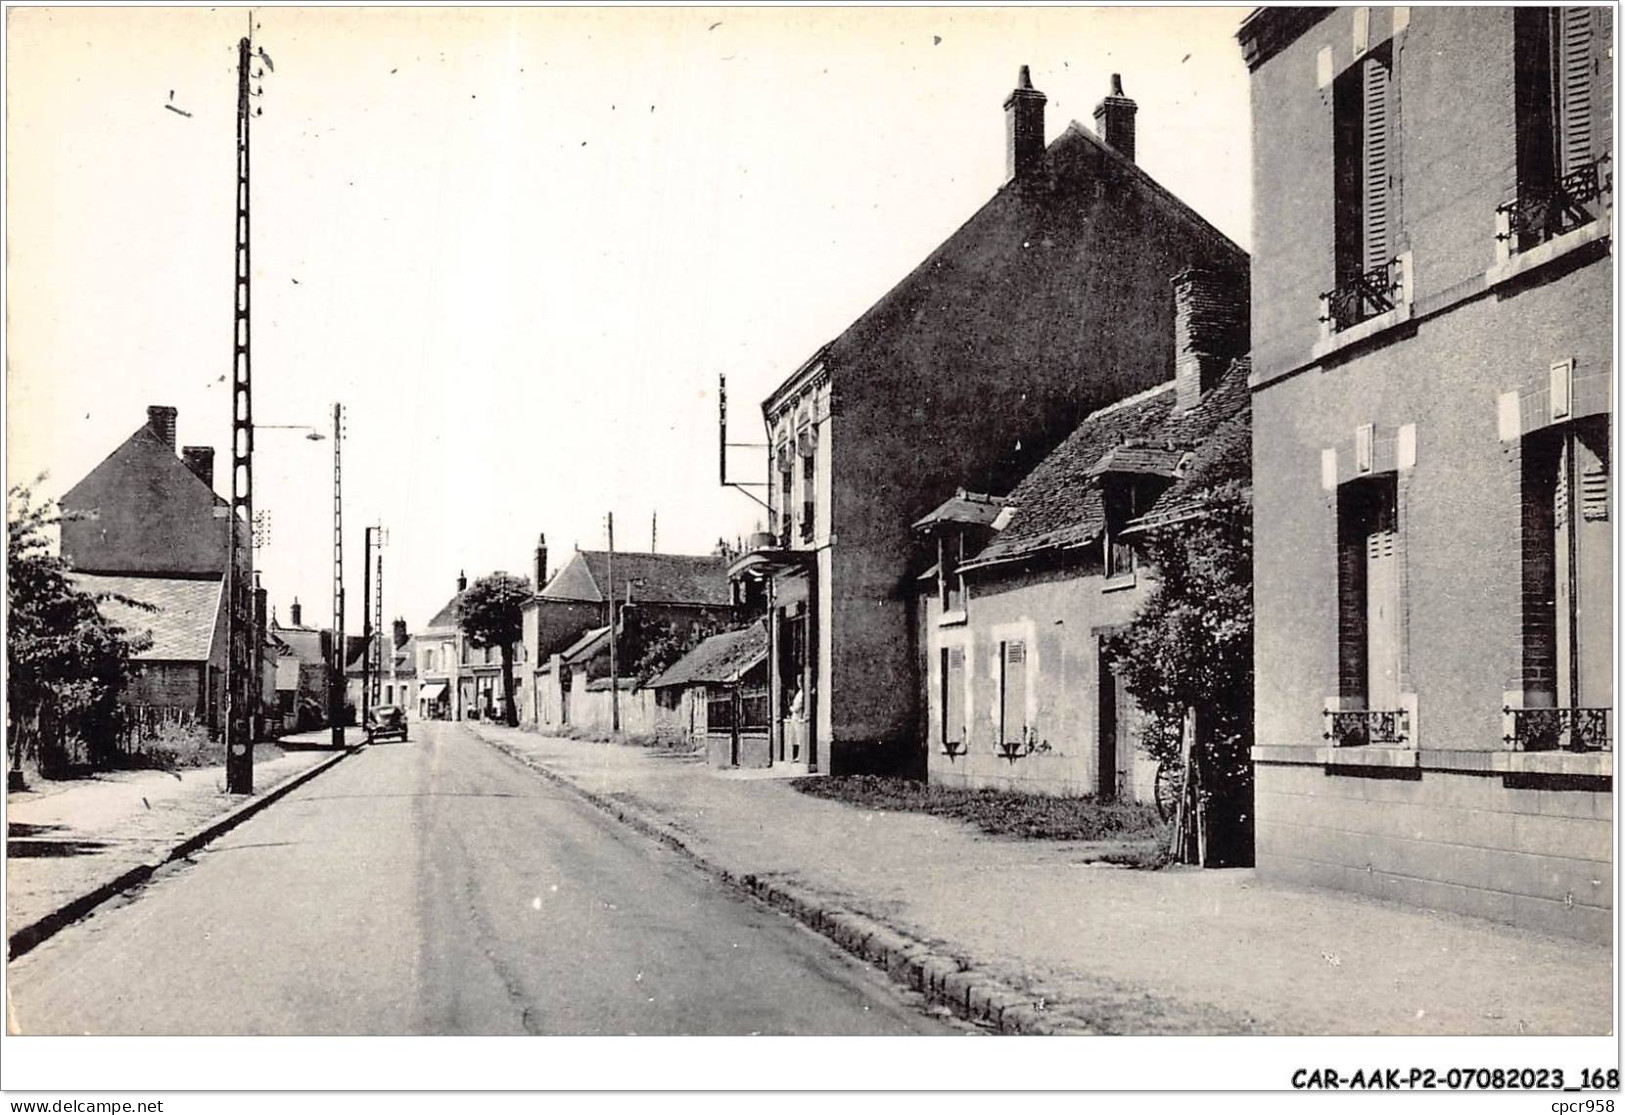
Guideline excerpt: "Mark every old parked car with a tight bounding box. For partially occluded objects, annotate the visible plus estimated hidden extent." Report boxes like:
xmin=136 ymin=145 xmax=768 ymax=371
xmin=367 ymin=704 xmax=408 ymax=743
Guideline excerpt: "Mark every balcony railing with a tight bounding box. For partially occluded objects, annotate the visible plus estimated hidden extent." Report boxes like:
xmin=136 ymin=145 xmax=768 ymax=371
xmin=1496 ymin=155 xmax=1612 ymax=253
xmin=1502 ymin=706 xmax=1612 ymax=753
xmin=1319 ymin=261 xmax=1401 ymax=333
xmin=1323 ymin=707 xmax=1411 ymax=747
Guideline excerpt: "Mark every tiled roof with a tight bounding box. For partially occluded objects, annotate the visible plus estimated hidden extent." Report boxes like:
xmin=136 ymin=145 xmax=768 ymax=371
xmin=70 ymin=573 xmax=222 ymax=661
xmin=1129 ymin=368 xmax=1253 ymax=533
xmin=560 ymin=624 xmax=611 ymax=664
xmin=647 ymin=623 xmax=769 ymax=689
xmin=541 ymin=551 xmax=730 ymax=607
xmin=967 ymin=363 xmax=1250 ymax=569
xmin=911 ymin=491 xmax=1008 ymax=532
xmin=424 ymin=590 xmax=466 ymax=632
xmin=272 ymin=625 xmax=329 ymax=667
xmin=1087 ymin=444 xmax=1188 ymax=478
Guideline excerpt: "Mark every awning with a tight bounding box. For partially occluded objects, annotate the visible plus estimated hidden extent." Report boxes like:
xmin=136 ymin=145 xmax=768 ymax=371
xmin=419 ymin=682 xmax=448 ymax=701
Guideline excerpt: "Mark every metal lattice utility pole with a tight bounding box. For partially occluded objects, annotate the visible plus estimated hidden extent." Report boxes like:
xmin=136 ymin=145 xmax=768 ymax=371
xmin=330 ymin=402 xmax=345 ymax=747
xmin=362 ymin=525 xmax=386 ymax=723
xmin=224 ymin=32 xmax=257 ymax=795
xmin=372 ymin=540 xmax=385 ymax=710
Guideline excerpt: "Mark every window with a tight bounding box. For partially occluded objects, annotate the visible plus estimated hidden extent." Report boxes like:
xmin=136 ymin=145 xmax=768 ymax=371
xmin=1505 ymin=8 xmax=1613 ymax=252
xmin=998 ymin=641 xmax=1027 ymax=746
xmin=1332 ymin=474 xmax=1407 ymax=744
xmin=940 ymin=646 xmax=966 ymax=748
xmin=1327 ymin=41 xmax=1400 ymax=330
xmin=656 ymin=687 xmax=680 ymax=711
xmin=707 ymin=688 xmax=734 ymax=733
xmin=1103 ymin=480 xmax=1144 ymax=581
xmin=800 ymin=450 xmax=816 ymax=542
xmin=777 ymin=447 xmax=794 ymax=546
xmin=1515 ymin=415 xmax=1612 ymax=749
xmin=939 ymin=533 xmax=967 ymax=614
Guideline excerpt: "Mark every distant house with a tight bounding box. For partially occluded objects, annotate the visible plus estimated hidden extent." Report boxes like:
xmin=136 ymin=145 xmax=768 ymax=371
xmin=648 ymin=623 xmax=771 ymax=767
xmin=524 ymin=541 xmax=734 ymax=729
xmin=269 ymin=599 xmax=337 ymax=731
xmin=914 ymin=269 xmax=1251 ymax=802
xmin=417 ymin=572 xmax=525 ymax=722
xmin=57 ymin=405 xmax=257 ymax=734
xmin=345 ymin=620 xmax=416 ymax=716
xmin=729 ymin=69 xmax=1248 ymax=777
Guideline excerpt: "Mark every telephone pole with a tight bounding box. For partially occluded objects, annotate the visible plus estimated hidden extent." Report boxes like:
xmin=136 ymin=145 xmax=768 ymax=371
xmin=606 ymin=512 xmax=619 ymax=733
xmin=363 ymin=525 xmax=386 ymax=721
xmin=330 ymin=401 xmax=345 ymax=747
xmin=224 ymin=31 xmax=257 ymax=794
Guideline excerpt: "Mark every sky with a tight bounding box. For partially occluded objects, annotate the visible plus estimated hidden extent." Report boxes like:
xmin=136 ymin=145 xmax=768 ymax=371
xmin=6 ymin=6 xmax=1253 ymax=631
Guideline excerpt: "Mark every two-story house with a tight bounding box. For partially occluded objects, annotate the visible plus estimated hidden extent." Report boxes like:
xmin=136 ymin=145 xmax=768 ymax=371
xmin=728 ymin=69 xmax=1249 ymax=776
xmin=1238 ymin=6 xmax=1612 ymax=939
xmin=58 ymin=405 xmax=255 ymax=734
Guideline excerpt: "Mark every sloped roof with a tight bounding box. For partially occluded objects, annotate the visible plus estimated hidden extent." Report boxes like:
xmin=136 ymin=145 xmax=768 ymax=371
xmin=1128 ymin=366 xmax=1253 ymax=534
xmin=424 ymin=590 xmax=466 ymax=632
xmin=911 ymin=491 xmax=1008 ymax=532
xmin=585 ymin=676 xmax=639 ymax=692
xmin=560 ymin=624 xmax=611 ymax=664
xmin=541 ymin=551 xmax=730 ymax=607
xmin=648 ymin=623 xmax=769 ymax=689
xmin=62 ymin=423 xmax=224 ymax=509
xmin=70 ymin=573 xmax=222 ymax=661
xmin=967 ymin=363 xmax=1250 ymax=569
xmin=272 ymin=625 xmax=329 ymax=667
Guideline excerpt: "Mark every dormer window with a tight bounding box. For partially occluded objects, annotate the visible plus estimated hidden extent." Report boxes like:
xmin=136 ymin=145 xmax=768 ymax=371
xmin=940 ymin=532 xmax=967 ymax=616
xmin=1103 ymin=476 xmax=1156 ymax=584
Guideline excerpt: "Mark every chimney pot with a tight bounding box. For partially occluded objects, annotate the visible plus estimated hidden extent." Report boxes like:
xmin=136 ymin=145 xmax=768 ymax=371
xmin=534 ymin=533 xmax=549 ymax=589
xmin=1093 ymin=73 xmax=1139 ymax=163
xmin=290 ymin=598 xmax=303 ymax=627
xmin=1004 ymin=65 xmax=1048 ymax=182
xmin=181 ymin=446 xmax=215 ymax=490
xmin=393 ymin=618 xmax=408 ymax=649
xmin=147 ymin=406 xmax=179 ymax=451
xmin=457 ymin=570 xmax=467 ymax=593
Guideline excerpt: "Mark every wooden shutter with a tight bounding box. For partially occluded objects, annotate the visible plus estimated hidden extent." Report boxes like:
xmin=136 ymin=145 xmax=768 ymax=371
xmin=1361 ymin=53 xmax=1394 ymax=273
xmin=1364 ymin=483 xmax=1401 ymax=710
xmin=1001 ymin=642 xmax=1027 ymax=744
xmin=1558 ymin=7 xmax=1597 ymax=175
xmin=942 ymin=647 xmax=965 ymax=745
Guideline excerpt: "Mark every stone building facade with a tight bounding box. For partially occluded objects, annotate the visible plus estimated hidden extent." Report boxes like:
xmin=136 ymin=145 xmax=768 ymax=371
xmin=1239 ymin=6 xmax=1612 ymax=939
xmin=730 ymin=67 xmax=1248 ymax=776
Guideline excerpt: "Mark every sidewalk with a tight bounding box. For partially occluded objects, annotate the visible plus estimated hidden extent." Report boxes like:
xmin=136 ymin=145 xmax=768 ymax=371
xmin=469 ymin=723 xmax=1612 ymax=1036
xmin=6 ymin=731 xmax=360 ymax=951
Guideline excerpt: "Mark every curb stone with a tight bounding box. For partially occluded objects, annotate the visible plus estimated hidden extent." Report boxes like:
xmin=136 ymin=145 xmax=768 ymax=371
xmin=7 ymin=744 xmax=362 ymax=962
xmin=471 ymin=727 xmax=1089 ymax=1035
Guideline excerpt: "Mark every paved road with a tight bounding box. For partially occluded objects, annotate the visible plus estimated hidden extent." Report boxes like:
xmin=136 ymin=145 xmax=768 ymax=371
xmin=6 ymin=722 xmax=955 ymax=1036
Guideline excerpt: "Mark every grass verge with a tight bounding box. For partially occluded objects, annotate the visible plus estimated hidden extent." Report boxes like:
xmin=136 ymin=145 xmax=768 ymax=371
xmin=790 ymin=774 xmax=1169 ymax=851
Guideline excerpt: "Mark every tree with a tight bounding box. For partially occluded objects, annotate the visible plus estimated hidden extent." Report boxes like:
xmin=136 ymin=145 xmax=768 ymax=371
xmin=1105 ymin=480 xmax=1253 ymax=865
xmin=624 ymin=610 xmax=741 ymax=685
xmin=457 ymin=572 xmax=531 ymax=727
xmin=7 ymin=479 xmax=151 ymax=779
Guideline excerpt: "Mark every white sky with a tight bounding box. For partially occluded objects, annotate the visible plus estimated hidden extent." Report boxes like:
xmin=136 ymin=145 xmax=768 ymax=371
xmin=6 ymin=6 xmax=1252 ymax=631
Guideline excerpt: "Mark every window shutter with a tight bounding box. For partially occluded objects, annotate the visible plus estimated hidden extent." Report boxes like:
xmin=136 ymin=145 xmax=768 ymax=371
xmin=1558 ymin=6 xmax=1597 ymax=175
xmin=1361 ymin=54 xmax=1393 ymax=273
xmin=1582 ymin=463 xmax=1609 ymax=522
xmin=1001 ymin=642 xmax=1027 ymax=744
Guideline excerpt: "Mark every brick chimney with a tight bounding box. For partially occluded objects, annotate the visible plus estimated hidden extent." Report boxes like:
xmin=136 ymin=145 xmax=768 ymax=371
xmin=181 ymin=446 xmax=215 ymax=489
xmin=1172 ymin=269 xmax=1251 ymax=413
xmin=457 ymin=570 xmax=467 ymax=593
xmin=147 ymin=405 xmax=178 ymax=451
xmin=534 ymin=533 xmax=549 ymax=590
xmin=1004 ymin=65 xmax=1048 ymax=182
xmin=393 ymin=617 xmax=408 ymax=649
xmin=290 ymin=598 xmax=303 ymax=627
xmin=1093 ymin=73 xmax=1138 ymax=163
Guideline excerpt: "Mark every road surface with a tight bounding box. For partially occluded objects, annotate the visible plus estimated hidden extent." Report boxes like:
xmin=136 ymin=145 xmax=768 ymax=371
xmin=6 ymin=721 xmax=956 ymax=1036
